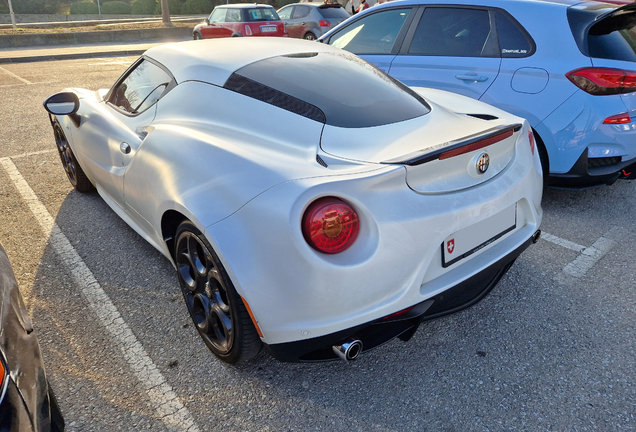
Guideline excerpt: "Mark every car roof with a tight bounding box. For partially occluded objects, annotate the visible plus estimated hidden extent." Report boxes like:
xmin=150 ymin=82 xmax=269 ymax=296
xmin=373 ymin=0 xmax=622 ymax=8
xmin=214 ymin=3 xmax=275 ymax=8
xmin=144 ymin=38 xmax=345 ymax=86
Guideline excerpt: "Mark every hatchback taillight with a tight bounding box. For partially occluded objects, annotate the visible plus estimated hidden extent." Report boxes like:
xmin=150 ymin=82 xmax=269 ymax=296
xmin=245 ymin=25 xmax=252 ymax=36
xmin=566 ymin=67 xmax=636 ymax=95
xmin=319 ymin=20 xmax=330 ymax=27
xmin=302 ymin=197 xmax=359 ymax=254
xmin=603 ymin=112 xmax=631 ymax=124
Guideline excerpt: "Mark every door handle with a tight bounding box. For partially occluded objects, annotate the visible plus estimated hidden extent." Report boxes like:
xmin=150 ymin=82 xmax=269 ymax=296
xmin=456 ymin=74 xmax=488 ymax=82
xmin=120 ymin=142 xmax=131 ymax=155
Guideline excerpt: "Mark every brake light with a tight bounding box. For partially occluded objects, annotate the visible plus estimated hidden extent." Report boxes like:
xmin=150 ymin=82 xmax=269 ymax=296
xmin=319 ymin=20 xmax=330 ymax=27
xmin=528 ymin=129 xmax=535 ymax=155
xmin=0 ymin=357 xmax=6 ymax=403
xmin=603 ymin=112 xmax=631 ymax=124
xmin=245 ymin=25 xmax=252 ymax=36
xmin=439 ymin=128 xmax=514 ymax=160
xmin=302 ymin=197 xmax=359 ymax=254
xmin=566 ymin=67 xmax=636 ymax=95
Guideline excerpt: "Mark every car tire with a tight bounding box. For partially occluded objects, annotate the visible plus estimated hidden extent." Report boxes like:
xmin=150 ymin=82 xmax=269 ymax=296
xmin=174 ymin=221 xmax=262 ymax=363
xmin=53 ymin=121 xmax=94 ymax=193
xmin=231 ymin=32 xmax=243 ymax=37
xmin=193 ymin=32 xmax=202 ymax=40
xmin=303 ymin=32 xmax=317 ymax=40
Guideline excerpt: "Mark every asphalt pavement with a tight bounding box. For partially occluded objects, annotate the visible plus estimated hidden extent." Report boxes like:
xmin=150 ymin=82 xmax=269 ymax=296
xmin=0 ymin=50 xmax=635 ymax=432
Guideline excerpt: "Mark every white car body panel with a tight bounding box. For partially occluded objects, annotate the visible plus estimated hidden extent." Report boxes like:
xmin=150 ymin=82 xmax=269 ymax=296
xmin=48 ymin=38 xmax=542 ymax=360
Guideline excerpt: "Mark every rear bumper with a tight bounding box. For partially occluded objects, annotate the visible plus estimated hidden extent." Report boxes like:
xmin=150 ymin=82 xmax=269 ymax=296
xmin=550 ymin=148 xmax=636 ymax=189
xmin=266 ymin=230 xmax=539 ymax=362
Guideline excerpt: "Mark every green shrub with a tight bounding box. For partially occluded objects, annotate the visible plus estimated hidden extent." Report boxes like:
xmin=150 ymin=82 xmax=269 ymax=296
xmin=131 ymin=0 xmax=158 ymax=14
xmin=180 ymin=0 xmax=212 ymax=14
xmin=102 ymin=1 xmax=132 ymax=13
xmin=70 ymin=0 xmax=99 ymax=14
xmin=154 ymin=0 xmax=185 ymax=15
xmin=10 ymin=0 xmax=47 ymax=13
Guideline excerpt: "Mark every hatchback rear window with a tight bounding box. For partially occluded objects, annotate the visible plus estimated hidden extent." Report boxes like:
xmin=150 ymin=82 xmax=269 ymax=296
xmin=224 ymin=52 xmax=430 ymax=128
xmin=589 ymin=9 xmax=636 ymax=61
xmin=569 ymin=5 xmax=636 ymax=61
xmin=246 ymin=7 xmax=280 ymax=21
xmin=318 ymin=6 xmax=350 ymax=19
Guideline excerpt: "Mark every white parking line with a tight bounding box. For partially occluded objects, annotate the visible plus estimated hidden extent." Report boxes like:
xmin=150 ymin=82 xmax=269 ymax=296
xmin=0 ymin=157 xmax=201 ymax=432
xmin=9 ymin=149 xmax=56 ymax=159
xmin=542 ymin=231 xmax=616 ymax=278
xmin=0 ymin=66 xmax=32 ymax=84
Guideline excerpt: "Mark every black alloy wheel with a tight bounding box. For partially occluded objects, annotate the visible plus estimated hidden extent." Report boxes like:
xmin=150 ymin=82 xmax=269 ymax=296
xmin=53 ymin=122 xmax=93 ymax=192
xmin=193 ymin=32 xmax=202 ymax=40
xmin=304 ymin=32 xmax=316 ymax=40
xmin=174 ymin=221 xmax=261 ymax=363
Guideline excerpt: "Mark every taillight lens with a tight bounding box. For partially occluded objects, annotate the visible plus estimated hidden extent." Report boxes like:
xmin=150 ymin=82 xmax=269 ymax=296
xmin=245 ymin=25 xmax=252 ymax=36
xmin=528 ymin=129 xmax=535 ymax=155
xmin=0 ymin=357 xmax=7 ymax=403
xmin=566 ymin=67 xmax=636 ymax=95
xmin=302 ymin=197 xmax=359 ymax=254
xmin=603 ymin=112 xmax=631 ymax=124
xmin=319 ymin=20 xmax=330 ymax=27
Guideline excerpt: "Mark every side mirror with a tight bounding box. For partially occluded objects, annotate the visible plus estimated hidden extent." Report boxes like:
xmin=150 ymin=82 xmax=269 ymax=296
xmin=43 ymin=92 xmax=79 ymax=116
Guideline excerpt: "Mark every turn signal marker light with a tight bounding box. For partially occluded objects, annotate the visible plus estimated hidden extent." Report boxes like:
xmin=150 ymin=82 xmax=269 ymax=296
xmin=302 ymin=197 xmax=359 ymax=254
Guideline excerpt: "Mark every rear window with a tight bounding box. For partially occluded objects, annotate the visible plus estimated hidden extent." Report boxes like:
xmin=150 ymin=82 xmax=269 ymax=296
xmin=569 ymin=5 xmax=636 ymax=61
xmin=223 ymin=52 xmax=430 ymax=128
xmin=246 ymin=7 xmax=280 ymax=21
xmin=318 ymin=6 xmax=350 ymax=19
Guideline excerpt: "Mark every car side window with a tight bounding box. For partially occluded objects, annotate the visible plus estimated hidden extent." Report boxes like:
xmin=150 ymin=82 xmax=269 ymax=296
xmin=226 ymin=9 xmax=242 ymax=23
xmin=409 ymin=7 xmax=495 ymax=57
xmin=278 ymin=6 xmax=292 ymax=20
xmin=209 ymin=8 xmax=227 ymax=23
xmin=329 ymin=8 xmax=412 ymax=54
xmin=495 ymin=11 xmax=534 ymax=57
xmin=292 ymin=5 xmax=310 ymax=19
xmin=109 ymin=59 xmax=172 ymax=115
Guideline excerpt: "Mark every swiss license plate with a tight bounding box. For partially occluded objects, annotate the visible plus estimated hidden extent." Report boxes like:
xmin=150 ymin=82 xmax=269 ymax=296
xmin=442 ymin=204 xmax=517 ymax=268
xmin=261 ymin=26 xmax=277 ymax=33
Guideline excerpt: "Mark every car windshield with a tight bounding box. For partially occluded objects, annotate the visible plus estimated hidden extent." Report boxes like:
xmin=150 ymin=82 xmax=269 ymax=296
xmin=246 ymin=7 xmax=280 ymax=21
xmin=224 ymin=52 xmax=430 ymax=128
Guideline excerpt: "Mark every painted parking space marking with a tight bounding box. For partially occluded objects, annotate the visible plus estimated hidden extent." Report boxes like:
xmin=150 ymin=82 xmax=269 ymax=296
xmin=542 ymin=231 xmax=616 ymax=278
xmin=9 ymin=149 xmax=56 ymax=159
xmin=0 ymin=157 xmax=201 ymax=432
xmin=0 ymin=65 xmax=32 ymax=84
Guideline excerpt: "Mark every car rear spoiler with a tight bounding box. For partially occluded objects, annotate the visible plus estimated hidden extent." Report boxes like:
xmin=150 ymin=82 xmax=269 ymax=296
xmin=382 ymin=123 xmax=522 ymax=166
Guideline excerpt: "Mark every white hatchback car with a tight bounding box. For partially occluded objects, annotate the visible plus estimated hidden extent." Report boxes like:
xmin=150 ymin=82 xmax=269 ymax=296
xmin=43 ymin=38 xmax=542 ymax=363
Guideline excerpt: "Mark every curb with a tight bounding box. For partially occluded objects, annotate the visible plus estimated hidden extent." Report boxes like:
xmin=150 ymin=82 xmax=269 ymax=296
xmin=0 ymin=26 xmax=192 ymax=48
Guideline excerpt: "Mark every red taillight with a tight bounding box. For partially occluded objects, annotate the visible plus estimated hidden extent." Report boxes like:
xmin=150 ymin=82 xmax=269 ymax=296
xmin=319 ymin=20 xmax=330 ymax=27
xmin=603 ymin=112 xmax=631 ymax=124
xmin=302 ymin=197 xmax=359 ymax=254
xmin=528 ymin=129 xmax=535 ymax=155
xmin=381 ymin=305 xmax=416 ymax=321
xmin=566 ymin=67 xmax=636 ymax=95
xmin=244 ymin=25 xmax=252 ymax=36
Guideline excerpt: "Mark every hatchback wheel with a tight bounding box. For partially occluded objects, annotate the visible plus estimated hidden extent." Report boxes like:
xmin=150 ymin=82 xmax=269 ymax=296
xmin=304 ymin=32 xmax=316 ymax=41
xmin=193 ymin=32 xmax=202 ymax=40
xmin=174 ymin=221 xmax=262 ymax=363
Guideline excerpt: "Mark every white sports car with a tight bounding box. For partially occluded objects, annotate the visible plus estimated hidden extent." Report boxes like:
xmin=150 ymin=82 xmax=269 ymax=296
xmin=44 ymin=38 xmax=543 ymax=363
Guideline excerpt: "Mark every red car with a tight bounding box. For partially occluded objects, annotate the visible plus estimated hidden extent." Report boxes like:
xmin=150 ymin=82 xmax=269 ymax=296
xmin=193 ymin=4 xmax=288 ymax=39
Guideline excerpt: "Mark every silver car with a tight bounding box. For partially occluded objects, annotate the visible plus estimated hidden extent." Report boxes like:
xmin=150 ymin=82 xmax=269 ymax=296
xmin=278 ymin=2 xmax=350 ymax=40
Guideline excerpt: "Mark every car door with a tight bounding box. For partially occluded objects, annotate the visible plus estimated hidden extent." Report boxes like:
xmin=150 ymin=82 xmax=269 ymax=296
xmin=76 ymin=58 xmax=173 ymax=210
xmin=201 ymin=8 xmax=232 ymax=38
xmin=323 ymin=6 xmax=418 ymax=73
xmin=288 ymin=5 xmax=311 ymax=39
xmin=388 ymin=6 xmax=502 ymax=100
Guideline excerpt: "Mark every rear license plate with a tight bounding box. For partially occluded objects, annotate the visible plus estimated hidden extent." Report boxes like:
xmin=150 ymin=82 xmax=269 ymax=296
xmin=442 ymin=204 xmax=517 ymax=268
xmin=261 ymin=26 xmax=277 ymax=33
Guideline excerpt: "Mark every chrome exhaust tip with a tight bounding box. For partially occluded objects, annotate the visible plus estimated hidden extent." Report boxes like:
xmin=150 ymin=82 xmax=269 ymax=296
xmin=332 ymin=338 xmax=363 ymax=362
xmin=532 ymin=230 xmax=541 ymax=243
